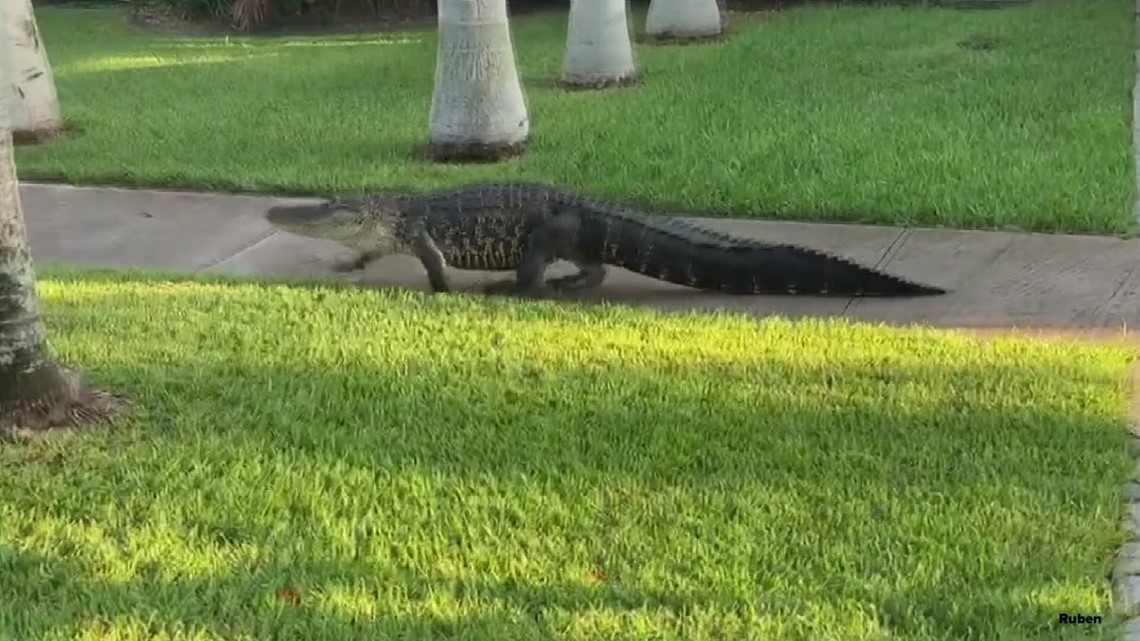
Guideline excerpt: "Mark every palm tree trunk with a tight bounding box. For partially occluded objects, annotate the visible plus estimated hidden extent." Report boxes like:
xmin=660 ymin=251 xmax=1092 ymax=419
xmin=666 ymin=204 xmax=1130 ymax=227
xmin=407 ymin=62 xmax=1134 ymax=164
xmin=427 ymin=0 xmax=529 ymax=162
xmin=2 ymin=0 xmax=63 ymax=143
xmin=0 ymin=127 xmax=72 ymax=407
xmin=0 ymin=73 xmax=117 ymax=433
xmin=645 ymin=0 xmax=724 ymax=42
xmin=561 ymin=0 xmax=638 ymax=89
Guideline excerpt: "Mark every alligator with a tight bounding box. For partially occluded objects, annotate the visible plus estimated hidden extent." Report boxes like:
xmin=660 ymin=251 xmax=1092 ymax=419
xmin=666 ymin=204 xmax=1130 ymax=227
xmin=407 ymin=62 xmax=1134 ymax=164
xmin=264 ymin=183 xmax=947 ymax=297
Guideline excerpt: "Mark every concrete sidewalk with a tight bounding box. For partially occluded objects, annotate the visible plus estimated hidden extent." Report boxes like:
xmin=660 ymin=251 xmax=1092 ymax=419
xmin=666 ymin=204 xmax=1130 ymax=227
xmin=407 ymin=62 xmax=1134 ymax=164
xmin=19 ymin=182 xmax=1140 ymax=330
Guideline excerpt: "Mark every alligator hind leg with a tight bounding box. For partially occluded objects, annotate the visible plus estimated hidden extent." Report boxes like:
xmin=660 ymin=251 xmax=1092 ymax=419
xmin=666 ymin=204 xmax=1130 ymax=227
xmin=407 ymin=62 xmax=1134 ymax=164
xmin=547 ymin=261 xmax=606 ymax=292
xmin=484 ymin=216 xmax=576 ymax=298
xmin=483 ymin=248 xmax=554 ymax=298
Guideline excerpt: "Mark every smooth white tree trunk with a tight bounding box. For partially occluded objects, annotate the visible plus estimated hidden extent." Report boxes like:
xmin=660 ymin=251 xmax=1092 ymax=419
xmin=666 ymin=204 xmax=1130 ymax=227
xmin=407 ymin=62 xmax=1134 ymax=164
xmin=0 ymin=119 xmax=51 ymax=387
xmin=428 ymin=0 xmax=529 ymax=160
xmin=0 ymin=18 xmax=69 ymax=407
xmin=561 ymin=0 xmax=638 ymax=88
xmin=645 ymin=0 xmax=722 ymax=39
xmin=2 ymin=0 xmax=62 ymax=140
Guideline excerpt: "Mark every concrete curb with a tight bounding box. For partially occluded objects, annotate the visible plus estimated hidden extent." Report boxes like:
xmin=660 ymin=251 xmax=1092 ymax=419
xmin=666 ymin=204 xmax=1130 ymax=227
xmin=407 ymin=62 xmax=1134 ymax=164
xmin=1115 ymin=354 xmax=1140 ymax=638
xmin=1112 ymin=5 xmax=1140 ymax=635
xmin=1117 ymin=434 xmax=1140 ymax=639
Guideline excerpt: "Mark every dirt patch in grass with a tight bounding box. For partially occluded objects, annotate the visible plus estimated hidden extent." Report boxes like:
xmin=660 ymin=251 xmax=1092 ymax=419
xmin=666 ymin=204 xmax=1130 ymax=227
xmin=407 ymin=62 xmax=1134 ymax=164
xmin=10 ymin=120 xmax=85 ymax=147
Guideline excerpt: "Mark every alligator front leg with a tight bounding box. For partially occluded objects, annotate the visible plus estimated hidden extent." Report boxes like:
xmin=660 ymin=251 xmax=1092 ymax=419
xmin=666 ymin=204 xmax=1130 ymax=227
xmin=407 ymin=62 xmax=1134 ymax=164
xmin=412 ymin=230 xmax=453 ymax=293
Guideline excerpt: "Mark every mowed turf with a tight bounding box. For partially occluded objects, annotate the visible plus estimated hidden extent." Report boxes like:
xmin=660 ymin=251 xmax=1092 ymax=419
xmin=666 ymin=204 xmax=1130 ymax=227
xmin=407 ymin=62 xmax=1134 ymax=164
xmin=16 ymin=0 xmax=1135 ymax=233
xmin=0 ymin=269 xmax=1135 ymax=640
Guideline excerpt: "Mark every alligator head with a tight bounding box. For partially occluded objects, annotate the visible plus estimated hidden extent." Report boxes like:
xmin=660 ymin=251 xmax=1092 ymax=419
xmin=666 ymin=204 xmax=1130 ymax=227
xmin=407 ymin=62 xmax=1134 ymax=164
xmin=266 ymin=195 xmax=404 ymax=253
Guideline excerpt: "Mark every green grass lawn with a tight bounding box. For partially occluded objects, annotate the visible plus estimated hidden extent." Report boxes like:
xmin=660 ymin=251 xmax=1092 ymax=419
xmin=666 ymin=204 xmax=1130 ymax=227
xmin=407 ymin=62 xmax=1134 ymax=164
xmin=16 ymin=0 xmax=1135 ymax=234
xmin=0 ymin=268 xmax=1135 ymax=640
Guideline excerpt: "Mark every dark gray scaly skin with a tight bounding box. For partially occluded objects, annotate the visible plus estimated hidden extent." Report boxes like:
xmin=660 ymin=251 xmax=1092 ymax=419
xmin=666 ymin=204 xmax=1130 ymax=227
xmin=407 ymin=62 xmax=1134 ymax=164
xmin=265 ymin=183 xmax=947 ymax=297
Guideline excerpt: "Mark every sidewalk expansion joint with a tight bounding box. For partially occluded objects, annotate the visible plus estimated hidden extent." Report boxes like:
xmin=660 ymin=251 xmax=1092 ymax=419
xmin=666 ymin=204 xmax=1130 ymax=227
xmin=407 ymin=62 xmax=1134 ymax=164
xmin=196 ymin=228 xmax=281 ymax=272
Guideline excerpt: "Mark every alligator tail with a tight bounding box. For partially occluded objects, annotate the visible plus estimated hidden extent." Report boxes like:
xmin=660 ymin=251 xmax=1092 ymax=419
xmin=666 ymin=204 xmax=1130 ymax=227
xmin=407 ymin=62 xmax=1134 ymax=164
xmin=598 ymin=212 xmax=946 ymax=297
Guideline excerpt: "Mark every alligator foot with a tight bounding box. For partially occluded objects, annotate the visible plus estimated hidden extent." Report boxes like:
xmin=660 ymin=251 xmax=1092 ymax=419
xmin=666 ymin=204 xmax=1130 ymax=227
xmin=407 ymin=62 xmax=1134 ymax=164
xmin=546 ymin=263 xmax=606 ymax=292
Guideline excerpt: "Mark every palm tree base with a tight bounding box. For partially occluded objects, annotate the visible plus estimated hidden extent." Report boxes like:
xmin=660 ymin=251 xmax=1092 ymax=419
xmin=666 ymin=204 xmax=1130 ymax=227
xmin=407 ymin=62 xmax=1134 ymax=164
xmin=10 ymin=126 xmax=65 ymax=146
xmin=558 ymin=74 xmax=640 ymax=91
xmin=425 ymin=140 xmax=528 ymax=164
xmin=0 ymin=364 xmax=125 ymax=439
xmin=643 ymin=31 xmax=726 ymax=45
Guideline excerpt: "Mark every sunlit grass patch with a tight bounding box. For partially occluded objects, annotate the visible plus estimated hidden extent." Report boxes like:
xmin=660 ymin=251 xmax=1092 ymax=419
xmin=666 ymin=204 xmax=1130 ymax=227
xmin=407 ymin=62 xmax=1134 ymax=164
xmin=0 ymin=268 xmax=1135 ymax=640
